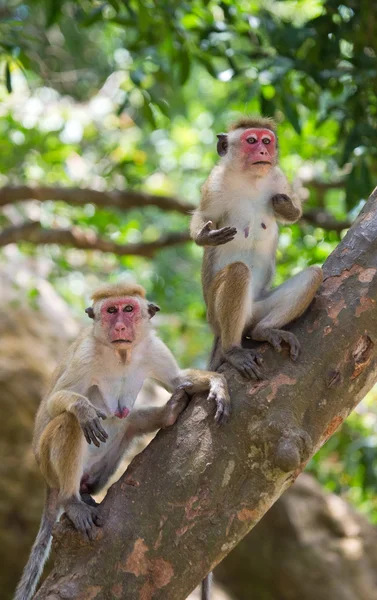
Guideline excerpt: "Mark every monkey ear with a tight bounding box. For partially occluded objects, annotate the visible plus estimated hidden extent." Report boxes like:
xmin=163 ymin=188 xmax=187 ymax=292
xmin=85 ymin=306 xmax=95 ymax=319
xmin=148 ymin=303 xmax=160 ymax=319
xmin=216 ymin=133 xmax=228 ymax=156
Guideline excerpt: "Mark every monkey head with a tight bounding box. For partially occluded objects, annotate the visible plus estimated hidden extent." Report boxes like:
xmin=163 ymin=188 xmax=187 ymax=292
xmin=85 ymin=282 xmax=160 ymax=349
xmin=217 ymin=116 xmax=278 ymax=177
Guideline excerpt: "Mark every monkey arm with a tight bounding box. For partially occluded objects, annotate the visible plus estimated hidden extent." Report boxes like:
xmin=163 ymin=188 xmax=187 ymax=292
xmin=270 ymin=168 xmax=302 ymax=224
xmin=169 ymin=368 xmax=231 ymax=426
xmin=47 ymin=390 xmax=91 ymax=418
xmin=46 ymin=390 xmax=107 ymax=447
xmin=147 ymin=337 xmax=231 ymax=424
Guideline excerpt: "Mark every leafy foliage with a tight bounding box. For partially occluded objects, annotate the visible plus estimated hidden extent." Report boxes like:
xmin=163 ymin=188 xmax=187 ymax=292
xmin=0 ymin=0 xmax=376 ymax=518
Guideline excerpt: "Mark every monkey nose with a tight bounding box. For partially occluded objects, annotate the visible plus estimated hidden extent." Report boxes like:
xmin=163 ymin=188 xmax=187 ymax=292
xmin=114 ymin=323 xmax=126 ymax=333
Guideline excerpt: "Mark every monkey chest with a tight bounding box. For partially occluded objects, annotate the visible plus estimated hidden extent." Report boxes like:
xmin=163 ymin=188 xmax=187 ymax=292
xmin=216 ymin=209 xmax=277 ymax=266
xmin=90 ymin=369 xmax=147 ymax=416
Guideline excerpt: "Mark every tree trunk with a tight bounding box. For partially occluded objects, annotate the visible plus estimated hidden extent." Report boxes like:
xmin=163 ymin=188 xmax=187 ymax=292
xmin=34 ymin=188 xmax=377 ymax=600
xmin=216 ymin=474 xmax=377 ymax=600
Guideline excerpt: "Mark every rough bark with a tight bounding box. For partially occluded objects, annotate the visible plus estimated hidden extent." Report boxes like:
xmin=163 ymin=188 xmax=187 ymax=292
xmin=216 ymin=474 xmax=377 ymax=600
xmin=33 ymin=187 xmax=377 ymax=600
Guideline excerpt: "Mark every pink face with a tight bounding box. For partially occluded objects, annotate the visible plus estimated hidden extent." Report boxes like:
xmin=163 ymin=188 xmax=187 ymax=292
xmin=100 ymin=296 xmax=142 ymax=345
xmin=240 ymin=128 xmax=277 ymax=167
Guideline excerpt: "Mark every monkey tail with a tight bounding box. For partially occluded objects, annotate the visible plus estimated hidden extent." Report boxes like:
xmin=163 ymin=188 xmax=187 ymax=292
xmin=14 ymin=487 xmax=59 ymax=600
xmin=201 ymin=572 xmax=213 ymax=600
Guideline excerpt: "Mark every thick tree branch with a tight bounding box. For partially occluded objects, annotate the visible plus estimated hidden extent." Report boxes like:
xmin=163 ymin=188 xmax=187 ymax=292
xmin=0 ymin=185 xmax=195 ymax=214
xmin=0 ymin=221 xmax=190 ymax=257
xmin=34 ymin=187 xmax=377 ymax=599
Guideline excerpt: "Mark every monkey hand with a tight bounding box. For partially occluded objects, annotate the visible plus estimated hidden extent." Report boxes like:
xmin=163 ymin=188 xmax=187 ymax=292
xmin=71 ymin=398 xmax=108 ymax=447
xmin=196 ymin=221 xmax=237 ymax=246
xmin=271 ymin=194 xmax=301 ymax=221
xmin=208 ymin=377 xmax=231 ymax=425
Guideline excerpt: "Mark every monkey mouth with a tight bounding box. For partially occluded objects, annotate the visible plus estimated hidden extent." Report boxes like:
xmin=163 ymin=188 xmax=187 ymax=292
xmin=252 ymin=161 xmax=271 ymax=165
xmin=112 ymin=339 xmax=132 ymax=344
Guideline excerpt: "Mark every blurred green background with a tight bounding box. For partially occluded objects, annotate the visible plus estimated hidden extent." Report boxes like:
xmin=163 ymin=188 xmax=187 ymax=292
xmin=1 ymin=0 xmax=377 ymax=545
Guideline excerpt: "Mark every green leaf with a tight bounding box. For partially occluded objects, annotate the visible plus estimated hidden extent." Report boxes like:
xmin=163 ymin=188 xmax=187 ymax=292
xmin=5 ymin=62 xmax=11 ymax=93
xmin=178 ymin=52 xmax=191 ymax=85
xmin=281 ymin=97 xmax=301 ymax=134
xmin=46 ymin=0 xmax=63 ymax=28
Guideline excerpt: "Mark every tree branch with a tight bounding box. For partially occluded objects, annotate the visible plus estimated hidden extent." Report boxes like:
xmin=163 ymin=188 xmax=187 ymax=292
xmin=301 ymin=209 xmax=351 ymax=232
xmin=0 ymin=185 xmax=196 ymax=214
xmin=0 ymin=184 xmax=353 ymax=234
xmin=33 ymin=186 xmax=377 ymax=599
xmin=0 ymin=221 xmax=191 ymax=257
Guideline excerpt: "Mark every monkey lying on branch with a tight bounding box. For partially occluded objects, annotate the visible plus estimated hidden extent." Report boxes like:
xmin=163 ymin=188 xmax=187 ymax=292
xmin=191 ymin=116 xmax=323 ymax=379
xmin=15 ymin=282 xmax=230 ymax=600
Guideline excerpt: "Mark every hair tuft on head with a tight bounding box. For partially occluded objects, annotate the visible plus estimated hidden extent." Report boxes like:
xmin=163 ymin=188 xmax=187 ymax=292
xmin=91 ymin=282 xmax=146 ymax=303
xmin=228 ymin=115 xmax=277 ymax=133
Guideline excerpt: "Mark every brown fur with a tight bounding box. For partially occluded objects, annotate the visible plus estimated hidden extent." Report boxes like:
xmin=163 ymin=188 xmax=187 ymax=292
xmin=38 ymin=413 xmax=83 ymax=499
xmin=190 ymin=117 xmax=322 ymax=377
xmin=208 ymin=263 xmax=251 ymax=350
xmin=17 ymin=282 xmax=231 ymax=600
xmin=228 ymin=115 xmax=277 ymax=133
xmin=91 ymin=282 xmax=146 ymax=302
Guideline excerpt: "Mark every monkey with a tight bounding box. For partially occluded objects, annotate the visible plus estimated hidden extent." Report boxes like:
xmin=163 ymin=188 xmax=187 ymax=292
xmin=190 ymin=116 xmax=323 ymax=379
xmin=15 ymin=282 xmax=230 ymax=600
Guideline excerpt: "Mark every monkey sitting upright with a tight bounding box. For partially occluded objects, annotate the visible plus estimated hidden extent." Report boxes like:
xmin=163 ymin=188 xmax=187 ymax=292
xmin=191 ymin=116 xmax=323 ymax=378
xmin=15 ymin=282 xmax=230 ymax=600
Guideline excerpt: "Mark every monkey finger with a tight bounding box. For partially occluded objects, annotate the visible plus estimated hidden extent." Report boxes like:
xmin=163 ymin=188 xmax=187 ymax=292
xmin=91 ymin=422 xmax=106 ymax=444
xmin=289 ymin=343 xmax=300 ymax=362
xmin=92 ymin=420 xmax=108 ymax=443
xmin=252 ymin=363 xmax=265 ymax=379
xmin=216 ymin=236 xmax=236 ymax=245
xmin=246 ymin=362 xmax=264 ymax=380
xmin=93 ymin=417 xmax=108 ymax=437
xmin=214 ymin=399 xmax=231 ymax=425
xmin=93 ymin=511 xmax=104 ymax=527
xmin=203 ymin=220 xmax=213 ymax=231
xmin=82 ymin=427 xmax=92 ymax=445
xmin=87 ymin=426 xmax=101 ymax=447
xmin=96 ymin=409 xmax=107 ymax=420
xmin=210 ymin=228 xmax=235 ymax=239
xmin=210 ymin=235 xmax=236 ymax=246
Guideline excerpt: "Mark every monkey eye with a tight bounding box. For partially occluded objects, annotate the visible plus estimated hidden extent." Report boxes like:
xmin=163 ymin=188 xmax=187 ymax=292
xmin=123 ymin=305 xmax=133 ymax=312
xmin=262 ymin=138 xmax=271 ymax=144
xmin=246 ymin=137 xmax=257 ymax=144
xmin=107 ymin=306 xmax=118 ymax=314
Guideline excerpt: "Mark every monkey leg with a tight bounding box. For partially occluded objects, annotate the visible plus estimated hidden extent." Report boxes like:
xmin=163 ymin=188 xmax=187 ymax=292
xmin=38 ymin=413 xmax=103 ymax=540
xmin=250 ymin=266 xmax=323 ymax=360
xmin=84 ymin=391 xmax=191 ymax=496
xmin=208 ymin=262 xmax=263 ymax=379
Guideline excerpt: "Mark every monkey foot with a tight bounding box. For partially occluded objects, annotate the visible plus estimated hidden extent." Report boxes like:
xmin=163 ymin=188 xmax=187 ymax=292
xmin=224 ymin=347 xmax=264 ymax=380
xmin=263 ymin=329 xmax=300 ymax=361
xmin=65 ymin=498 xmax=103 ymax=541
